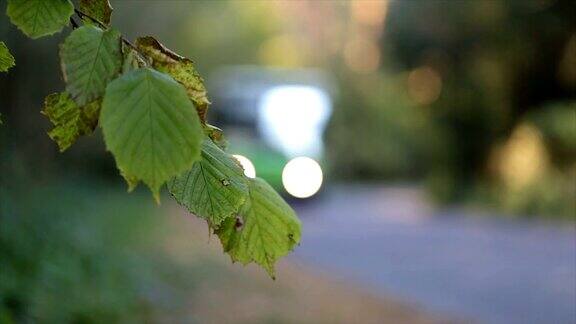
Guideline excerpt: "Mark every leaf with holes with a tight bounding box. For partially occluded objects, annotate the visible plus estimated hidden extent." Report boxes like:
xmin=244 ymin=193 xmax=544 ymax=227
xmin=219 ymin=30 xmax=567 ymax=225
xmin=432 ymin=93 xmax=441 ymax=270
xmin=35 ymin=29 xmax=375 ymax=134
xmin=168 ymin=138 xmax=248 ymax=227
xmin=42 ymin=92 xmax=100 ymax=152
xmin=215 ymin=177 xmax=302 ymax=278
xmin=6 ymin=0 xmax=74 ymax=39
xmin=135 ymin=36 xmax=210 ymax=122
xmin=79 ymin=0 xmax=113 ymax=25
xmin=0 ymin=42 xmax=15 ymax=72
xmin=60 ymin=25 xmax=122 ymax=106
xmin=101 ymin=68 xmax=203 ymax=200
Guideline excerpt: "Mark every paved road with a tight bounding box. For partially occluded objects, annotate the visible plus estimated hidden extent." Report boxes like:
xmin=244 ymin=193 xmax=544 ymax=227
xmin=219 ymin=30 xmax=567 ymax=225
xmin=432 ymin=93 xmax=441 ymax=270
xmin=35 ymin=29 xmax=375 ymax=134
xmin=290 ymin=185 xmax=576 ymax=324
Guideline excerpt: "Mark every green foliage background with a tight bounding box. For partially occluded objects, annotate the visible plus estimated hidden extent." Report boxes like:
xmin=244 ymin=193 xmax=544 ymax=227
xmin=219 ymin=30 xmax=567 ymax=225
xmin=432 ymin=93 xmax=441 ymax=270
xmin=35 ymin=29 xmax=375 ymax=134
xmin=326 ymin=0 xmax=576 ymax=218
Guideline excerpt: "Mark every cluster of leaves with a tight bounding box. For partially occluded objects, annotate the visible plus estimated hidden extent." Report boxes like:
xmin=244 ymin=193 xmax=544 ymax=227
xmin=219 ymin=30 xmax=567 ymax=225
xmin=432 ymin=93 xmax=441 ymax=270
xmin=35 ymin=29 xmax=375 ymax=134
xmin=1 ymin=0 xmax=301 ymax=278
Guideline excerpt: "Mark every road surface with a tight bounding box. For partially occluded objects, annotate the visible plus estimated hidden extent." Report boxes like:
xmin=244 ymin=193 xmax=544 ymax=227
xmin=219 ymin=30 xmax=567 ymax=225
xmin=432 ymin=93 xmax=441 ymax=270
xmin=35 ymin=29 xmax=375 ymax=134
xmin=290 ymin=185 xmax=576 ymax=324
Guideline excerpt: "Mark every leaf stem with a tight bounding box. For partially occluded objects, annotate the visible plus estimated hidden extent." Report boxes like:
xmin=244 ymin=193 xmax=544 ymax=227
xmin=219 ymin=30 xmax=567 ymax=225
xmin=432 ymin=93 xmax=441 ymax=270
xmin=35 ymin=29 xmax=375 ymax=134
xmin=69 ymin=17 xmax=79 ymax=29
xmin=74 ymin=9 xmax=107 ymax=29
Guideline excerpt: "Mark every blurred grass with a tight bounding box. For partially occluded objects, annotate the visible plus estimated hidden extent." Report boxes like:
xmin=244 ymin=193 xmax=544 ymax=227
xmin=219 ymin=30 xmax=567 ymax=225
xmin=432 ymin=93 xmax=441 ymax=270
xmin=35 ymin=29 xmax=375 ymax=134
xmin=0 ymin=180 xmax=448 ymax=323
xmin=0 ymin=181 xmax=192 ymax=323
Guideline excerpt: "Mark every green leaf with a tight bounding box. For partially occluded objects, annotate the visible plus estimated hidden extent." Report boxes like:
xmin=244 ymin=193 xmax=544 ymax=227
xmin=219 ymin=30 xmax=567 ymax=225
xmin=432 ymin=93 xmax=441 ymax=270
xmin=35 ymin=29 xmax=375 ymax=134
xmin=0 ymin=42 xmax=15 ymax=72
xmin=41 ymin=92 xmax=100 ymax=152
xmin=101 ymin=68 xmax=203 ymax=200
xmin=60 ymin=25 xmax=122 ymax=106
xmin=168 ymin=138 xmax=249 ymax=227
xmin=135 ymin=36 xmax=210 ymax=122
xmin=215 ymin=177 xmax=302 ymax=278
xmin=6 ymin=0 xmax=73 ymax=39
xmin=79 ymin=0 xmax=113 ymax=25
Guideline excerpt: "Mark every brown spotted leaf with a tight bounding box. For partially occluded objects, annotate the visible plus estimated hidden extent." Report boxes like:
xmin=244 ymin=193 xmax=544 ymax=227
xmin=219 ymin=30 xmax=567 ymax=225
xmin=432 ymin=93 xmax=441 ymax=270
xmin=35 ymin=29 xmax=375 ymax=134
xmin=135 ymin=36 xmax=210 ymax=122
xmin=121 ymin=44 xmax=145 ymax=73
xmin=0 ymin=42 xmax=15 ymax=72
xmin=42 ymin=92 xmax=100 ymax=152
xmin=79 ymin=0 xmax=113 ymax=25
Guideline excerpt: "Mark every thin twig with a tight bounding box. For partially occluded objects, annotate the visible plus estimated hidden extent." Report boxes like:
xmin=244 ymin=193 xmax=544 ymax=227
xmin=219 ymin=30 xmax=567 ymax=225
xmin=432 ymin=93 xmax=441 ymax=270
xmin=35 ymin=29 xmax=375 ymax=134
xmin=74 ymin=9 xmax=107 ymax=29
xmin=69 ymin=17 xmax=79 ymax=29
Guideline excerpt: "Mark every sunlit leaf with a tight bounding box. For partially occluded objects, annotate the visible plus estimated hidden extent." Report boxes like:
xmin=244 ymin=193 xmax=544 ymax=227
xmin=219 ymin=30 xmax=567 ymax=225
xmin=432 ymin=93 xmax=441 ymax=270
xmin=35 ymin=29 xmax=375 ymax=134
xmin=169 ymin=138 xmax=249 ymax=227
xmin=60 ymin=25 xmax=122 ymax=106
xmin=6 ymin=0 xmax=73 ymax=39
xmin=79 ymin=0 xmax=113 ymax=25
xmin=215 ymin=177 xmax=302 ymax=278
xmin=101 ymin=68 xmax=203 ymax=200
xmin=42 ymin=92 xmax=100 ymax=152
xmin=0 ymin=42 xmax=15 ymax=72
xmin=135 ymin=36 xmax=210 ymax=122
